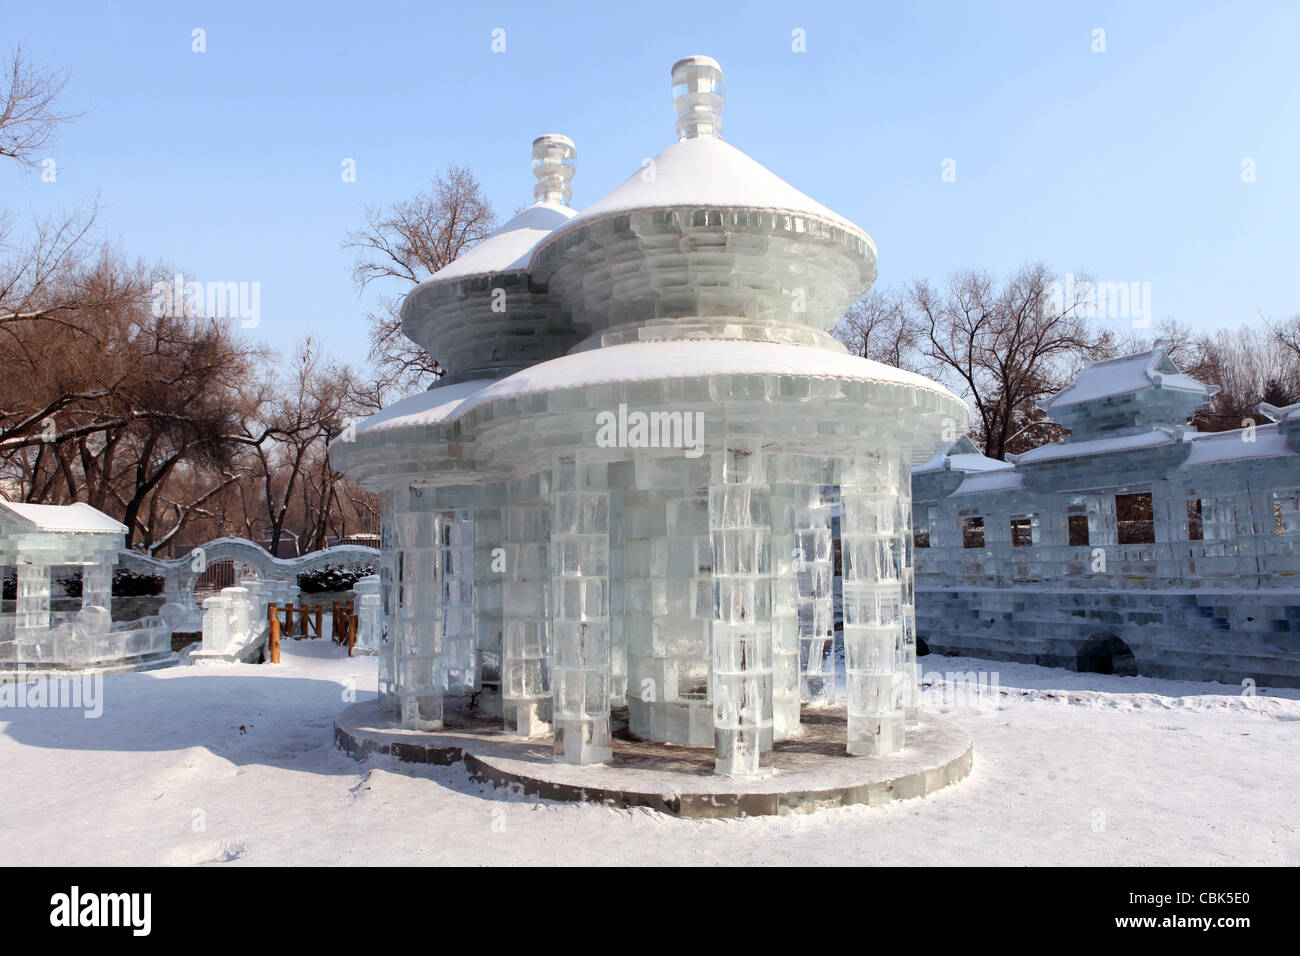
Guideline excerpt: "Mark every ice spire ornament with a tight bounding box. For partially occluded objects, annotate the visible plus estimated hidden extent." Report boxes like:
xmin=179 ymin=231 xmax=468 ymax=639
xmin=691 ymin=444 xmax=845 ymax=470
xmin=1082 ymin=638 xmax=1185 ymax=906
xmin=532 ymin=134 xmax=577 ymax=205
xmin=672 ymin=55 xmax=724 ymax=140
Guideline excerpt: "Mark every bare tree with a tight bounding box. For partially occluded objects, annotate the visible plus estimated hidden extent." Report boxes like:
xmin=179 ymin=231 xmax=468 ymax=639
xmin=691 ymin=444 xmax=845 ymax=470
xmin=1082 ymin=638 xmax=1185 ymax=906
xmin=1269 ymin=314 xmax=1300 ymax=363
xmin=832 ymin=289 xmax=925 ymax=371
xmin=237 ymin=338 xmax=357 ymax=556
xmin=344 ymin=164 xmax=497 ymax=397
xmin=909 ymin=263 xmax=1113 ymax=460
xmin=0 ymin=44 xmax=76 ymax=167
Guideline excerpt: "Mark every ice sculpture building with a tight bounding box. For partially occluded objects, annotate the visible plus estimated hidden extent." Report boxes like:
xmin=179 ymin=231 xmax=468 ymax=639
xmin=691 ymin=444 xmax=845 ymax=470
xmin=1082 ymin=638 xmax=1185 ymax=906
xmin=912 ymin=346 xmax=1300 ymax=687
xmin=332 ymin=57 xmax=965 ymax=775
xmin=0 ymin=502 xmax=171 ymax=670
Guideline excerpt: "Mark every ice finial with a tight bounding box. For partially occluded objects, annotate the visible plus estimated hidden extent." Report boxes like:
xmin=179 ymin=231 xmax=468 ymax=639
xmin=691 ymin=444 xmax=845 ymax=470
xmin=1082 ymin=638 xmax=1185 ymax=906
xmin=532 ymin=134 xmax=577 ymax=205
xmin=672 ymin=55 xmax=724 ymax=140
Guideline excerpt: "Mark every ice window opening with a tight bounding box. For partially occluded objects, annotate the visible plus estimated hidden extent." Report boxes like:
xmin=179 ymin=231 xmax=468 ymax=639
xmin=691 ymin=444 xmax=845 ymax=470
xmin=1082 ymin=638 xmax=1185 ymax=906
xmin=1187 ymin=499 xmax=1204 ymax=541
xmin=1067 ymin=514 xmax=1090 ymax=547
xmin=1010 ymin=515 xmax=1037 ymax=548
xmin=1115 ymin=492 xmax=1154 ymax=545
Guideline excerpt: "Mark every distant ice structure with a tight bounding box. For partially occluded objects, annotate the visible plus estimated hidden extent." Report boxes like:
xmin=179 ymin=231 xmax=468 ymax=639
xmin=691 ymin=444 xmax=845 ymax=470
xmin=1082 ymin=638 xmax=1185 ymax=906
xmin=0 ymin=502 xmax=170 ymax=670
xmin=913 ymin=346 xmax=1300 ymax=687
xmin=332 ymin=57 xmax=965 ymax=774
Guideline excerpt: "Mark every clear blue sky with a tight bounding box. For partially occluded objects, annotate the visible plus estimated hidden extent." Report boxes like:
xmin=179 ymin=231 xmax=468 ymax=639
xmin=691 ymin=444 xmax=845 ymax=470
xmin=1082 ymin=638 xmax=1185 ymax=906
xmin=3 ymin=0 xmax=1297 ymax=366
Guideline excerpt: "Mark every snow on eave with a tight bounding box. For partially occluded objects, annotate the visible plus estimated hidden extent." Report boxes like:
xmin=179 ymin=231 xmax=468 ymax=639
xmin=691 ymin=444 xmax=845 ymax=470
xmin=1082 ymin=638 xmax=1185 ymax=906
xmin=950 ymin=470 xmax=1025 ymax=497
xmin=0 ymin=501 xmax=127 ymax=534
xmin=400 ymin=202 xmax=576 ymax=311
xmin=342 ymin=379 xmax=495 ymax=439
xmin=1009 ymin=428 xmax=1175 ymax=465
xmin=1182 ymin=423 xmax=1294 ymax=467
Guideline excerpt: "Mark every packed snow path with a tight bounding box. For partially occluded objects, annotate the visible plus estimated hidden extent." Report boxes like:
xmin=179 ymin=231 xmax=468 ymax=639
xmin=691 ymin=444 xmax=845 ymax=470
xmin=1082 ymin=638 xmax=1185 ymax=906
xmin=1 ymin=641 xmax=1296 ymax=866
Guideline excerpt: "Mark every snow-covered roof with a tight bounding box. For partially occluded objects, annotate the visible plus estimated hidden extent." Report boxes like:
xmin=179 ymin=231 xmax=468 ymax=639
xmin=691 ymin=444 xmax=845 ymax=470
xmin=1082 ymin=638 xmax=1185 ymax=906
xmin=1010 ymin=429 xmax=1175 ymax=465
xmin=913 ymin=436 xmax=1014 ymax=475
xmin=540 ymin=137 xmax=870 ymax=250
xmin=950 ymin=470 xmax=1026 ymax=496
xmin=1043 ymin=349 xmax=1215 ymax=410
xmin=351 ymin=379 xmax=495 ymax=436
xmin=458 ymin=340 xmax=961 ymax=414
xmin=1182 ymin=425 xmax=1295 ymax=467
xmin=0 ymin=501 xmax=127 ymax=534
xmin=415 ymin=202 xmax=575 ymax=287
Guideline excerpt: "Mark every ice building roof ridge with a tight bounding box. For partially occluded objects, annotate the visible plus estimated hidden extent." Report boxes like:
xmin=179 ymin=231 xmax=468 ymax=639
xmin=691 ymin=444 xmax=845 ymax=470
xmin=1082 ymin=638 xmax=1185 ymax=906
xmin=1260 ymin=400 xmax=1300 ymax=422
xmin=912 ymin=436 xmax=1014 ymax=474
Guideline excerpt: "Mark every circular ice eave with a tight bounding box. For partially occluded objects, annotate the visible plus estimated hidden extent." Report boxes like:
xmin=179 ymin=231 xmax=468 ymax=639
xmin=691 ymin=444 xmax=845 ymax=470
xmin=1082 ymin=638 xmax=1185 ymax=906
xmin=458 ymin=339 xmax=961 ymax=416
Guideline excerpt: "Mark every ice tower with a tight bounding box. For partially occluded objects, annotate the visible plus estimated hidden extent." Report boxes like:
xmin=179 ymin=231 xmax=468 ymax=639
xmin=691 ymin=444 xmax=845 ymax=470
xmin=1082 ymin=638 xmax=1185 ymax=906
xmin=332 ymin=57 xmax=967 ymax=775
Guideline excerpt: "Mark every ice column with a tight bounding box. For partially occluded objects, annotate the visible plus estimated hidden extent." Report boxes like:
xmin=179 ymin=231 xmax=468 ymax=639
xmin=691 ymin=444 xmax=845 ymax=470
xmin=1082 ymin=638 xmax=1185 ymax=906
xmin=472 ymin=501 xmax=504 ymax=715
xmin=441 ymin=508 xmax=476 ymax=695
xmin=840 ymin=454 xmax=907 ymax=755
xmin=394 ymin=507 xmax=444 ymax=730
xmin=625 ymin=454 xmax=714 ymax=747
xmin=14 ymin=562 xmax=50 ymax=645
xmin=377 ymin=500 xmax=397 ymax=712
xmin=82 ymin=562 xmax=113 ymax=616
xmin=502 ymin=475 xmax=552 ymax=737
xmin=549 ymin=455 xmax=612 ymax=764
xmin=709 ymin=440 xmax=774 ymax=776
xmin=606 ymin=482 xmax=628 ymax=708
xmin=768 ymin=482 xmax=802 ymax=739
xmin=795 ymin=484 xmax=837 ymax=705
xmin=896 ymin=458 xmax=919 ymax=724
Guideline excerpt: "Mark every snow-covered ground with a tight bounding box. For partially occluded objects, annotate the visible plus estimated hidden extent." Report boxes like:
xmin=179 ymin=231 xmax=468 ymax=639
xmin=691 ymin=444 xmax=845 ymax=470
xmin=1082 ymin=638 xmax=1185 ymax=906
xmin=1 ymin=641 xmax=1296 ymax=866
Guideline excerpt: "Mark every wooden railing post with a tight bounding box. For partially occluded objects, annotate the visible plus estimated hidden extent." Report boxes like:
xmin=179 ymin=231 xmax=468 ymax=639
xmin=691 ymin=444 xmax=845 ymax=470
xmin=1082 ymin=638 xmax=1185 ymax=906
xmin=284 ymin=601 xmax=295 ymax=637
xmin=314 ymin=604 xmax=322 ymax=639
xmin=268 ymin=603 xmax=281 ymax=663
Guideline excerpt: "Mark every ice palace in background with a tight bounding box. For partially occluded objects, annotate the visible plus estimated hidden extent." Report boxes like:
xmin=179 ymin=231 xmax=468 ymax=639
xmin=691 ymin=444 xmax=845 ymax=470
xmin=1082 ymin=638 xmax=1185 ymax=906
xmin=913 ymin=348 xmax=1300 ymax=687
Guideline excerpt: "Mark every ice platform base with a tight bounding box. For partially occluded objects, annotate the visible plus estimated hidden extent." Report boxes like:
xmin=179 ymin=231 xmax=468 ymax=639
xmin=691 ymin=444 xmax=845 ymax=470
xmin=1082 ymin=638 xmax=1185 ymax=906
xmin=334 ymin=698 xmax=972 ymax=818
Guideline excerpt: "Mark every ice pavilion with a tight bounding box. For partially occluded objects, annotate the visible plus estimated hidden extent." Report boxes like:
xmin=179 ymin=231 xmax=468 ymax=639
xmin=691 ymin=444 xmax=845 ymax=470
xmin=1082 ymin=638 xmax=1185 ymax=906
xmin=332 ymin=56 xmax=966 ymax=775
xmin=0 ymin=502 xmax=171 ymax=670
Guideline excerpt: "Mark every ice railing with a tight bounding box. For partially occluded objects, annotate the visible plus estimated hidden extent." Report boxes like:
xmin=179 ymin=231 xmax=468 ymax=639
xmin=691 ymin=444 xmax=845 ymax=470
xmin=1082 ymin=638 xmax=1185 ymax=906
xmin=120 ymin=538 xmax=380 ymax=629
xmin=0 ymin=607 xmax=171 ymax=666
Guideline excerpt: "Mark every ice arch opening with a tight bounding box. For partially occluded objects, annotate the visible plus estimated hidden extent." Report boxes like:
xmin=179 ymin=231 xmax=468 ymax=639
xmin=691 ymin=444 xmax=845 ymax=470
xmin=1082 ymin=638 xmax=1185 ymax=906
xmin=1074 ymin=634 xmax=1137 ymax=677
